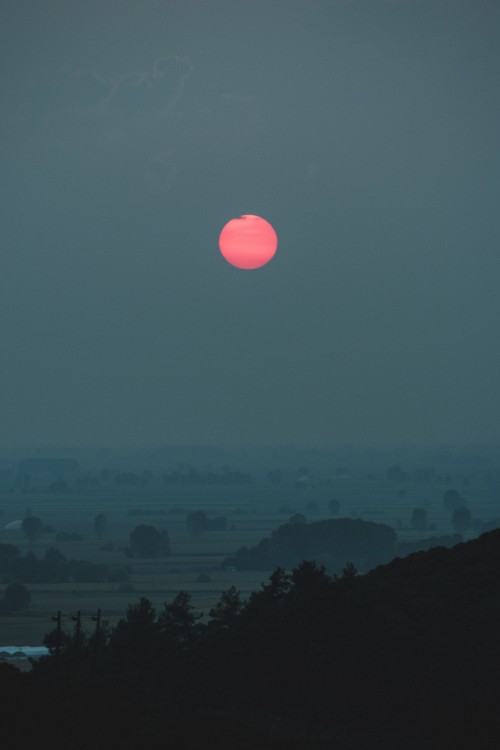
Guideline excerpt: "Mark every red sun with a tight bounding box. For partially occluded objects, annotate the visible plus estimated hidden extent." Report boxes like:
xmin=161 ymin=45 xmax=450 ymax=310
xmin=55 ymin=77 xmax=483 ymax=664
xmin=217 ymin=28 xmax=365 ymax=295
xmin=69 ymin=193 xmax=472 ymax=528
xmin=219 ymin=214 xmax=278 ymax=270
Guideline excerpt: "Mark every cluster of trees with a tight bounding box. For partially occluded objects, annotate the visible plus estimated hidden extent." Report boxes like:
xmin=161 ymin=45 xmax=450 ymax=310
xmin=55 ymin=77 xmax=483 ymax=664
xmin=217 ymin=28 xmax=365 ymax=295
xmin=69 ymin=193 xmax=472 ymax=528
xmin=409 ymin=490 xmax=499 ymax=538
xmin=221 ymin=509 xmax=496 ymax=575
xmin=186 ymin=511 xmax=227 ymax=535
xmin=386 ymin=465 xmax=454 ymax=483
xmin=0 ymin=543 xmax=130 ymax=584
xmin=222 ymin=518 xmax=397 ymax=572
xmin=442 ymin=488 xmax=465 ymax=511
xmin=123 ymin=525 xmax=170 ymax=559
xmin=0 ymin=582 xmax=30 ymax=612
xmin=162 ymin=469 xmax=251 ymax=486
xmin=27 ymin=528 xmax=500 ymax=748
xmin=114 ymin=472 xmax=141 ymax=488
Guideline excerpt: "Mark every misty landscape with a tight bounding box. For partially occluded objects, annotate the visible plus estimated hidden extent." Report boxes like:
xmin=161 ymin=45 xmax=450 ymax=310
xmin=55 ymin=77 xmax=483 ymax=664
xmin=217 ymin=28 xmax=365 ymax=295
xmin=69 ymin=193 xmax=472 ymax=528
xmin=1 ymin=445 xmax=500 ymax=748
xmin=1 ymin=0 xmax=500 ymax=748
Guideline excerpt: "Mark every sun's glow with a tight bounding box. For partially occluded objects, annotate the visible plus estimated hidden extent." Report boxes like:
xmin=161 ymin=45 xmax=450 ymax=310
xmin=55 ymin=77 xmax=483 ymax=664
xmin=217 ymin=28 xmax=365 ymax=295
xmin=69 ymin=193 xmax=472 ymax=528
xmin=219 ymin=214 xmax=278 ymax=270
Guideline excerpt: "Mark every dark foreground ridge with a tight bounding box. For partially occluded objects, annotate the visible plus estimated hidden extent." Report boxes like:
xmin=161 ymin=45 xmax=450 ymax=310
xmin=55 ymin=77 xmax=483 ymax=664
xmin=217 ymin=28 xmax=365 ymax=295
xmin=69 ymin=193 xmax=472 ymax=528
xmin=1 ymin=529 xmax=500 ymax=749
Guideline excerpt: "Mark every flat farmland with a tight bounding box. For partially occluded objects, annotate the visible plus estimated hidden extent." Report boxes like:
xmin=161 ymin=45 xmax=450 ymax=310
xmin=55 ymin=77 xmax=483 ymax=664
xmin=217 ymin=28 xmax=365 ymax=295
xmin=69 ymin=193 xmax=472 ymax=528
xmin=1 ymin=473 xmax=499 ymax=646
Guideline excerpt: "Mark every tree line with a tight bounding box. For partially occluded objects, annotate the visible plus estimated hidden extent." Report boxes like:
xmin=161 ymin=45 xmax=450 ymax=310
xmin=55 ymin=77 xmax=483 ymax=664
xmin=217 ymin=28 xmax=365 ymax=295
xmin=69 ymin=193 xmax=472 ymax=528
xmin=26 ymin=528 xmax=500 ymax=749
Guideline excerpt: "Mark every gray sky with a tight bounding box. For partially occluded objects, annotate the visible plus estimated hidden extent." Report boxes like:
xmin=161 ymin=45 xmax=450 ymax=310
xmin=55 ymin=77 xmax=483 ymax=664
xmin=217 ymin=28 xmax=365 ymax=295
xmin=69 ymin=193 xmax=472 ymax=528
xmin=1 ymin=0 xmax=499 ymax=449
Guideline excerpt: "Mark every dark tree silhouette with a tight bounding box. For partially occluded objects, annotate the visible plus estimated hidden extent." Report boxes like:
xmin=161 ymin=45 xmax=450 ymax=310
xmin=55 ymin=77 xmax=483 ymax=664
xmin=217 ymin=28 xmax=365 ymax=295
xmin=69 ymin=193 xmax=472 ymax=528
xmin=158 ymin=591 xmax=202 ymax=648
xmin=209 ymin=586 xmax=243 ymax=628
xmin=340 ymin=561 xmax=358 ymax=579
xmin=223 ymin=517 xmax=396 ymax=572
xmin=208 ymin=515 xmax=227 ymax=531
xmin=107 ymin=597 xmax=158 ymax=672
xmin=1 ymin=582 xmax=30 ymax=611
xmin=411 ymin=507 xmax=428 ymax=532
xmin=186 ymin=511 xmax=227 ymax=533
xmin=127 ymin=525 xmax=170 ymax=558
xmin=443 ymin=489 xmax=464 ymax=512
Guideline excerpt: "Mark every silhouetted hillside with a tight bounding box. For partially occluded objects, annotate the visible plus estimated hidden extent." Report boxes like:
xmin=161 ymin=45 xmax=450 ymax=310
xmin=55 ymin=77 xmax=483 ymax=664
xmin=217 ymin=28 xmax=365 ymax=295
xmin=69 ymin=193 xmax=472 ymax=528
xmin=394 ymin=532 xmax=462 ymax=557
xmin=6 ymin=530 xmax=500 ymax=748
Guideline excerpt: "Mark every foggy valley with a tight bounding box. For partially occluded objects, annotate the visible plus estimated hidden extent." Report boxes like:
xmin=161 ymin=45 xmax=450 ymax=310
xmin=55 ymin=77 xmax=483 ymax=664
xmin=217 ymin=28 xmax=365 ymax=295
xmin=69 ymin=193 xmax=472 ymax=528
xmin=1 ymin=443 xmax=500 ymax=748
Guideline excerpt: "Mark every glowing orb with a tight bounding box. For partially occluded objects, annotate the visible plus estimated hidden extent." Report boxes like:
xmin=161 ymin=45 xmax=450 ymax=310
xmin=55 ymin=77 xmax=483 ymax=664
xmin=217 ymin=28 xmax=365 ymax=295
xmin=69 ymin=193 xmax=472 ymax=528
xmin=219 ymin=214 xmax=278 ymax=270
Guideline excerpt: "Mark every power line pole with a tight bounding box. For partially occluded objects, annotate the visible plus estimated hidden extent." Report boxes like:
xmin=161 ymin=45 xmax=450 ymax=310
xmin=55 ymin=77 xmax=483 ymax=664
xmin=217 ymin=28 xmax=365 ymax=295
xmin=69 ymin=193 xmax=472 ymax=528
xmin=72 ymin=610 xmax=81 ymax=673
xmin=91 ymin=608 xmax=101 ymax=677
xmin=51 ymin=610 xmax=62 ymax=674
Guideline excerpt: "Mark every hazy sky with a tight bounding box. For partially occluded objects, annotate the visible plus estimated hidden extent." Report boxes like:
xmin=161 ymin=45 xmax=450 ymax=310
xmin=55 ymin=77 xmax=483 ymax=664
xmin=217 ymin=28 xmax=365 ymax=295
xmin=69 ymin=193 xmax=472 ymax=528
xmin=1 ymin=0 xmax=499 ymax=449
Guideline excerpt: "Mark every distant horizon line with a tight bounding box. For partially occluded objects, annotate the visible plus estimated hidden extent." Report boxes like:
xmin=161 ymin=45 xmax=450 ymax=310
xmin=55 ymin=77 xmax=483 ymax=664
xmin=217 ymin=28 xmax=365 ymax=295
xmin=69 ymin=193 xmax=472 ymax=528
xmin=0 ymin=440 xmax=499 ymax=455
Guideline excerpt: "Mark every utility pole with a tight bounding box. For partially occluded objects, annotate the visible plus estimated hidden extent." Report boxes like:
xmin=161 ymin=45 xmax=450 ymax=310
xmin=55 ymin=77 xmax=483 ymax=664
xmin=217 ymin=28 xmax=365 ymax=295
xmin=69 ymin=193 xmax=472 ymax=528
xmin=91 ymin=608 xmax=101 ymax=677
xmin=49 ymin=609 xmax=104 ymax=676
xmin=72 ymin=610 xmax=81 ymax=673
xmin=51 ymin=610 xmax=62 ymax=674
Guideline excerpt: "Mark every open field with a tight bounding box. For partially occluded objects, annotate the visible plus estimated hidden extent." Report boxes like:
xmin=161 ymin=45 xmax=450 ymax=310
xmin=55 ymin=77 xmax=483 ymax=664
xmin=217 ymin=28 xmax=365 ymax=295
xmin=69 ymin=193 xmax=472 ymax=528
xmin=1 ymin=472 xmax=499 ymax=646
